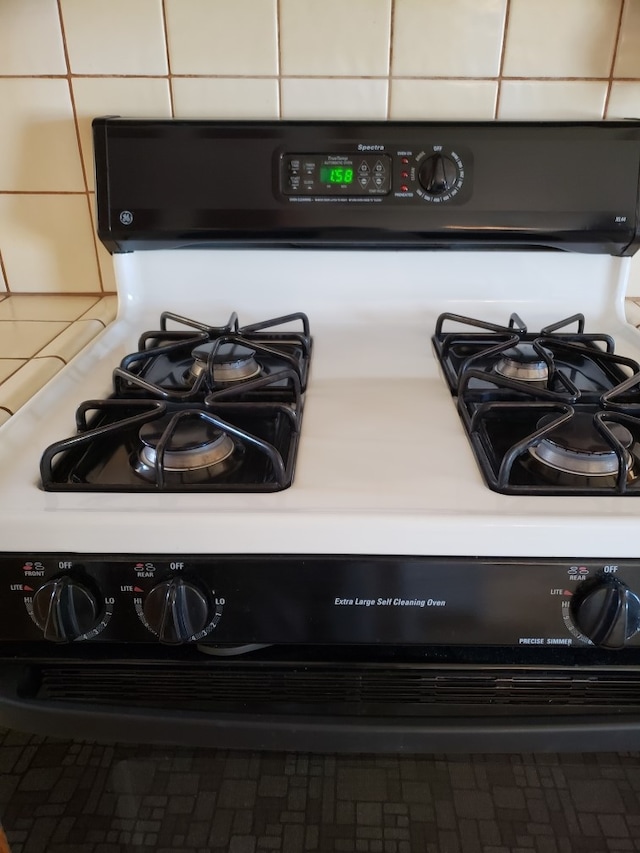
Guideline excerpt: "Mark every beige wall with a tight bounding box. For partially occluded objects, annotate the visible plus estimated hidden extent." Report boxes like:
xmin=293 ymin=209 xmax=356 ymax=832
xmin=1 ymin=0 xmax=640 ymax=296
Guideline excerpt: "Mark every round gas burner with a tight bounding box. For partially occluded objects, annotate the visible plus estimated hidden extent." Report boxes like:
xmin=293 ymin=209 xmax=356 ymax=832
xmin=133 ymin=415 xmax=235 ymax=483
xmin=529 ymin=413 xmax=633 ymax=478
xmin=188 ymin=341 xmax=261 ymax=384
xmin=494 ymin=343 xmax=551 ymax=383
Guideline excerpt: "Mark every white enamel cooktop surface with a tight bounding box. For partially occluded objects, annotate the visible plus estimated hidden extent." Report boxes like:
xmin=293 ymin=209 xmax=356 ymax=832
xmin=1 ymin=250 xmax=639 ymax=557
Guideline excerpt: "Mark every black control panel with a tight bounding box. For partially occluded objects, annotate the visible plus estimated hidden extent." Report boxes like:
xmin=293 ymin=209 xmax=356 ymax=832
xmin=2 ymin=554 xmax=640 ymax=654
xmin=93 ymin=119 xmax=640 ymax=254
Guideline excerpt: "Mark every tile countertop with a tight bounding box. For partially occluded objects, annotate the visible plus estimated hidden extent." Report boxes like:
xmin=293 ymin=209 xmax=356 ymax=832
xmin=0 ymin=294 xmax=117 ymax=427
xmin=0 ymin=295 xmax=640 ymax=430
xmin=626 ymin=297 xmax=640 ymax=326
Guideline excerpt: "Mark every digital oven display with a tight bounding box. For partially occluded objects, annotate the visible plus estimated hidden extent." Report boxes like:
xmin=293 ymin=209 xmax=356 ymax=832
xmin=281 ymin=153 xmax=392 ymax=196
xmin=319 ymin=166 xmax=354 ymax=184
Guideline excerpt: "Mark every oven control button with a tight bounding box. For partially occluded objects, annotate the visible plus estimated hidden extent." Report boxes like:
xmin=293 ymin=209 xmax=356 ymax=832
xmin=570 ymin=579 xmax=640 ymax=649
xmin=31 ymin=577 xmax=101 ymax=643
xmin=143 ymin=577 xmax=210 ymax=645
xmin=418 ymin=154 xmax=457 ymax=196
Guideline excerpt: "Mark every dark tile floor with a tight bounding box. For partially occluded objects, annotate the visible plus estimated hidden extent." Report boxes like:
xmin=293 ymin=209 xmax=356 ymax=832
xmin=1 ymin=727 xmax=639 ymax=853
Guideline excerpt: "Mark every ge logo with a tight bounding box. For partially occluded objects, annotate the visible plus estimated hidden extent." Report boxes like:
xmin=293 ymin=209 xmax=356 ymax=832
xmin=119 ymin=210 xmax=134 ymax=225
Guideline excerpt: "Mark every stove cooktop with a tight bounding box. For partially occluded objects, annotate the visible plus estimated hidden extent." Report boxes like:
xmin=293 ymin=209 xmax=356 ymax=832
xmin=39 ymin=310 xmax=312 ymax=493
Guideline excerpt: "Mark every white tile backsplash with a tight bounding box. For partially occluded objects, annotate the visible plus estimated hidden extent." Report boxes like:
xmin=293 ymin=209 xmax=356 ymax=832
xmin=0 ymin=195 xmax=102 ymax=294
xmin=165 ymin=0 xmax=278 ymax=76
xmin=0 ymin=79 xmax=84 ymax=192
xmin=0 ymin=0 xmax=66 ymax=75
xmin=499 ymin=81 xmax=609 ymax=120
xmin=281 ymin=78 xmax=388 ymax=119
xmin=607 ymin=82 xmax=640 ymax=119
xmin=60 ymin=0 xmax=168 ymax=75
xmin=1 ymin=0 xmax=640 ymax=296
xmin=281 ymin=0 xmax=391 ymax=77
xmin=172 ymin=78 xmax=279 ymax=119
xmin=503 ymin=0 xmax=621 ymax=78
xmin=391 ymin=80 xmax=497 ymax=120
xmin=393 ymin=0 xmax=507 ymax=78
xmin=614 ymin=0 xmax=640 ymax=78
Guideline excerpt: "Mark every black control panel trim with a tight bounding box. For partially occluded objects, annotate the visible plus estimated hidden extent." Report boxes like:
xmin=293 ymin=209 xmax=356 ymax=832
xmin=93 ymin=118 xmax=640 ymax=255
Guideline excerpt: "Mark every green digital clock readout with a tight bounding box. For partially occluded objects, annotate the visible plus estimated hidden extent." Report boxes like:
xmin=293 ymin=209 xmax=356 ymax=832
xmin=320 ymin=166 xmax=354 ymax=184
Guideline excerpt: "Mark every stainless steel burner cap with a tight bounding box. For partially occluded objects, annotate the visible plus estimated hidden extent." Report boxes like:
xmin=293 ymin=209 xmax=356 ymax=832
xmin=137 ymin=417 xmax=235 ymax=472
xmin=495 ymin=343 xmax=551 ymax=383
xmin=189 ymin=341 xmax=261 ymax=383
xmin=529 ymin=413 xmax=633 ymax=477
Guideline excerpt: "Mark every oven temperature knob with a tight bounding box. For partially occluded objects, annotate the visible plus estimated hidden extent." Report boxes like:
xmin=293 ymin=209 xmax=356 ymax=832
xmin=418 ymin=154 xmax=457 ymax=195
xmin=571 ymin=579 xmax=640 ymax=649
xmin=143 ymin=577 xmax=210 ymax=645
xmin=31 ymin=577 xmax=101 ymax=643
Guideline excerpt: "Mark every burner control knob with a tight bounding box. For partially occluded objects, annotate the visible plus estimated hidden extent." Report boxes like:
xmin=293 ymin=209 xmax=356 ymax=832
xmin=143 ymin=577 xmax=210 ymax=645
xmin=418 ymin=154 xmax=457 ymax=196
xmin=571 ymin=579 xmax=640 ymax=650
xmin=32 ymin=577 xmax=101 ymax=642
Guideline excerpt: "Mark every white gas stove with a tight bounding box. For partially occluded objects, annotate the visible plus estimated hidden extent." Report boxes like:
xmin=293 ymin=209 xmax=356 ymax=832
xmin=1 ymin=119 xmax=640 ymax=753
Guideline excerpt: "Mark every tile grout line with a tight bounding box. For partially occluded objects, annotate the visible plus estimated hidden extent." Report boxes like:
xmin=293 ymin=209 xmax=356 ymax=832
xmin=276 ymin=0 xmax=283 ymax=119
xmin=0 ymin=250 xmax=10 ymax=294
xmin=386 ymin=0 xmax=395 ymax=120
xmin=33 ymin=355 xmax=66 ymax=365
xmin=0 ymin=360 xmax=28 ymax=388
xmin=0 ymin=191 xmax=87 ymax=196
xmin=494 ymin=0 xmax=512 ymax=119
xmin=0 ymin=318 xmax=93 ymax=324
xmin=76 ymin=294 xmax=109 ymax=326
xmin=23 ymin=320 xmax=73 ymax=363
xmin=55 ymin=0 xmax=105 ymax=294
xmin=2 ymin=72 xmax=640 ymax=82
xmin=161 ymin=0 xmax=175 ymax=117
xmin=603 ymin=0 xmax=626 ymax=118
xmin=0 ymin=355 xmax=66 ymax=415
xmin=0 ymin=310 xmax=110 ymax=373
xmin=55 ymin=2 xmax=90 ymax=201
xmin=0 ymin=294 xmax=113 ymax=301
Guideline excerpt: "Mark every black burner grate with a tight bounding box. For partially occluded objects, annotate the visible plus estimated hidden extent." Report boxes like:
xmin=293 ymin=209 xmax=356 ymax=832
xmin=433 ymin=312 xmax=640 ymax=495
xmin=116 ymin=310 xmax=311 ymax=403
xmin=39 ymin=308 xmax=311 ymax=493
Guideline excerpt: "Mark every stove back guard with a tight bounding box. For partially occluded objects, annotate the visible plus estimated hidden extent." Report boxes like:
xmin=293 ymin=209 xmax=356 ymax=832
xmin=93 ymin=119 xmax=640 ymax=255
